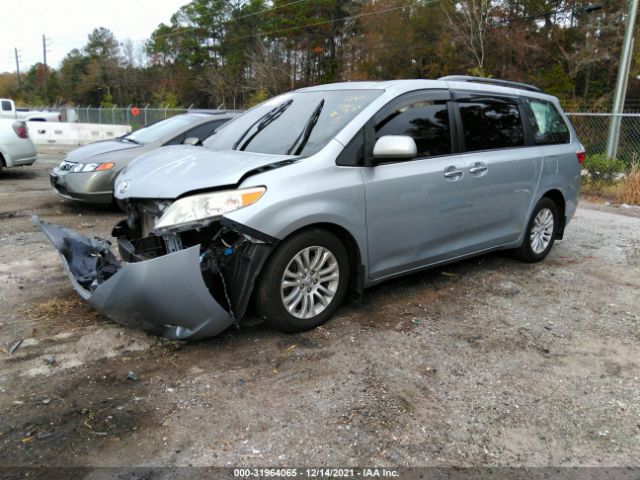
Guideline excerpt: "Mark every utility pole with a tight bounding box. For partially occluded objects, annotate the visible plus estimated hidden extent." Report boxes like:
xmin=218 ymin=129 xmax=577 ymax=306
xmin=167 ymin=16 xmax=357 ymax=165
xmin=14 ymin=48 xmax=22 ymax=91
xmin=607 ymin=0 xmax=639 ymax=159
xmin=580 ymin=4 xmax=603 ymax=99
xmin=42 ymin=34 xmax=48 ymax=105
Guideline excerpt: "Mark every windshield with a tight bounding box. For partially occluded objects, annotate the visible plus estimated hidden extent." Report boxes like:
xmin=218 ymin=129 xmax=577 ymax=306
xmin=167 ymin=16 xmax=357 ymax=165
xmin=124 ymin=115 xmax=196 ymax=144
xmin=204 ymin=89 xmax=382 ymax=155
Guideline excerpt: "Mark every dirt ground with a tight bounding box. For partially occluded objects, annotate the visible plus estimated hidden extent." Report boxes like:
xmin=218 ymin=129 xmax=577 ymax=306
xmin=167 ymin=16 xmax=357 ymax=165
xmin=1 ymin=152 xmax=639 ymax=470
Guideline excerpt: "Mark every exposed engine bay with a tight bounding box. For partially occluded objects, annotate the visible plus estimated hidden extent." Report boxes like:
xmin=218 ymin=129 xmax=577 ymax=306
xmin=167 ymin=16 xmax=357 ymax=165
xmin=114 ymin=199 xmax=278 ymax=322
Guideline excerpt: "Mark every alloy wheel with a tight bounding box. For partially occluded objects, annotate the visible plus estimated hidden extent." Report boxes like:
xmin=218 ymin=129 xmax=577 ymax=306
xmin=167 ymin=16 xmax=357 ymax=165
xmin=280 ymin=246 xmax=340 ymax=319
xmin=530 ymin=207 xmax=554 ymax=254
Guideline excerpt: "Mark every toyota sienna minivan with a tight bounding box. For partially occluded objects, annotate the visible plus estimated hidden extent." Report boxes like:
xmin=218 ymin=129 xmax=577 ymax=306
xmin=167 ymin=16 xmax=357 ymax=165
xmin=35 ymin=76 xmax=583 ymax=340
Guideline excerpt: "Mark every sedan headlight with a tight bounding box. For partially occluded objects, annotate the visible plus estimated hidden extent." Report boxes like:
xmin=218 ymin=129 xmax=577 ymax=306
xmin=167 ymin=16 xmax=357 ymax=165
xmin=154 ymin=187 xmax=266 ymax=233
xmin=71 ymin=162 xmax=115 ymax=173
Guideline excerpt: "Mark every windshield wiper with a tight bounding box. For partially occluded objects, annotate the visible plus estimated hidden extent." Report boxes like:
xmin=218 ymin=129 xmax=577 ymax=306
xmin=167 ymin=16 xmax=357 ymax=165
xmin=287 ymin=99 xmax=325 ymax=155
xmin=233 ymin=99 xmax=294 ymax=151
xmin=121 ymin=136 xmax=140 ymax=145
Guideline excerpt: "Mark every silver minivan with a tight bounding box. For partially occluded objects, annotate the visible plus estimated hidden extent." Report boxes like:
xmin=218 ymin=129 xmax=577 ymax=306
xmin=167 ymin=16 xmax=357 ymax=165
xmin=36 ymin=76 xmax=583 ymax=340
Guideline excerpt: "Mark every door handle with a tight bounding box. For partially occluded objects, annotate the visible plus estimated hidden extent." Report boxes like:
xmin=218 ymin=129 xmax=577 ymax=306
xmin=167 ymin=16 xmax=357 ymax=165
xmin=469 ymin=163 xmax=488 ymax=176
xmin=444 ymin=166 xmax=464 ymax=180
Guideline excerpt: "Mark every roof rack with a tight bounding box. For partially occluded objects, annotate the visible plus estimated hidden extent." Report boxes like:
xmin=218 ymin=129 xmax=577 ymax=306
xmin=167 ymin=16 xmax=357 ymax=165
xmin=438 ymin=75 xmax=542 ymax=93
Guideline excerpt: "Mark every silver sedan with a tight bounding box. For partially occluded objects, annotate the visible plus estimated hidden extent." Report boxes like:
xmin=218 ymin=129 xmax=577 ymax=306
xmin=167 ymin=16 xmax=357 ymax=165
xmin=50 ymin=112 xmax=237 ymax=204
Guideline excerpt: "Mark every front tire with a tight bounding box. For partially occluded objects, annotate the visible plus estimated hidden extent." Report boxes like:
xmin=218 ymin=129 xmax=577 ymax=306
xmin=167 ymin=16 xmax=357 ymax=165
xmin=514 ymin=197 xmax=559 ymax=263
xmin=255 ymin=229 xmax=350 ymax=333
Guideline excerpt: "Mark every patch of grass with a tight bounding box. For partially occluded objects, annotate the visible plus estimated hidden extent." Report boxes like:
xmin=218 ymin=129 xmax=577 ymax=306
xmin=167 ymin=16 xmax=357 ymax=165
xmin=583 ymin=154 xmax=627 ymax=189
xmin=620 ymin=163 xmax=640 ymax=205
xmin=22 ymin=297 xmax=100 ymax=325
xmin=581 ymin=181 xmax=623 ymax=203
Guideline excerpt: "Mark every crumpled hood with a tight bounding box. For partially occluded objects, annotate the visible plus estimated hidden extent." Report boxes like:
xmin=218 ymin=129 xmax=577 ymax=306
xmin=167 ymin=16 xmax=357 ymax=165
xmin=115 ymin=145 xmax=296 ymax=200
xmin=65 ymin=139 xmax=144 ymax=163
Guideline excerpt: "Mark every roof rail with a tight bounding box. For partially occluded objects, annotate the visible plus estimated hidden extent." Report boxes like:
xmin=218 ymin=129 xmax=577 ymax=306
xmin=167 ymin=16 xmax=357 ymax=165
xmin=438 ymin=75 xmax=542 ymax=93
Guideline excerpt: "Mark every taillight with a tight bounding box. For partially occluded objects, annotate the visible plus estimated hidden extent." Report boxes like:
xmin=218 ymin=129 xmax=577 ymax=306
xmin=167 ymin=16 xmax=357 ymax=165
xmin=577 ymin=151 xmax=586 ymax=164
xmin=12 ymin=121 xmax=28 ymax=139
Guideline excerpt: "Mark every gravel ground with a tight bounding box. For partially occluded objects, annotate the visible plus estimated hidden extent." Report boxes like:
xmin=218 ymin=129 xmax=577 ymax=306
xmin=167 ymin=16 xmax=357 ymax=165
xmin=0 ymin=153 xmax=639 ymax=471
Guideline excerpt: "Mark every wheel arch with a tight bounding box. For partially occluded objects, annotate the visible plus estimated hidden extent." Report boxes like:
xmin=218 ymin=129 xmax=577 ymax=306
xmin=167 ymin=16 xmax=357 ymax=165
xmin=541 ymin=189 xmax=566 ymax=239
xmin=277 ymin=222 xmax=365 ymax=302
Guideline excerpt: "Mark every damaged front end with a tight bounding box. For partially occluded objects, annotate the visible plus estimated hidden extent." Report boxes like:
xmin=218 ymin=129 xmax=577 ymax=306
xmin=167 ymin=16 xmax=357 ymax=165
xmin=33 ymin=204 xmax=276 ymax=340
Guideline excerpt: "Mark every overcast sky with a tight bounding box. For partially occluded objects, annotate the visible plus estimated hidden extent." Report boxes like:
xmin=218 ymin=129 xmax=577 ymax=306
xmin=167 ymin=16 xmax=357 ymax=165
xmin=1 ymin=0 xmax=190 ymax=73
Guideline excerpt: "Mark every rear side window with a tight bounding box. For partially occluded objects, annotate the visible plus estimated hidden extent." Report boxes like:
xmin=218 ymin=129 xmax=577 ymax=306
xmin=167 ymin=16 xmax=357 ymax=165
xmin=375 ymin=100 xmax=451 ymax=158
xmin=458 ymin=98 xmax=524 ymax=151
xmin=526 ymin=99 xmax=570 ymax=145
xmin=1 ymin=100 xmax=12 ymax=111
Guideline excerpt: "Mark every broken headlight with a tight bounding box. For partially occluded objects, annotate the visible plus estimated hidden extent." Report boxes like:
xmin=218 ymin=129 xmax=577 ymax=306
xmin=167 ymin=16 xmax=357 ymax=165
xmin=154 ymin=187 xmax=265 ymax=234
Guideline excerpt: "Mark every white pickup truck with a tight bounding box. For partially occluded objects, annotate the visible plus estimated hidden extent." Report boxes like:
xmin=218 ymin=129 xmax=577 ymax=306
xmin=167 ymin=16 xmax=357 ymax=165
xmin=0 ymin=98 xmax=60 ymax=122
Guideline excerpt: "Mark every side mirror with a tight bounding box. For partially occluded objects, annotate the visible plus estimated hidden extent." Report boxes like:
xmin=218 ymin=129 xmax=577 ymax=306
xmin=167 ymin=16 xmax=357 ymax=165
xmin=183 ymin=137 xmax=202 ymax=146
xmin=372 ymin=135 xmax=417 ymax=160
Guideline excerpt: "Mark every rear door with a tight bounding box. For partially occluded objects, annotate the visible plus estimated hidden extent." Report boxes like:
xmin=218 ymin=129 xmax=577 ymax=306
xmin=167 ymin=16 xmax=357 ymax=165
xmin=362 ymin=90 xmax=470 ymax=279
xmin=454 ymin=93 xmax=543 ymax=250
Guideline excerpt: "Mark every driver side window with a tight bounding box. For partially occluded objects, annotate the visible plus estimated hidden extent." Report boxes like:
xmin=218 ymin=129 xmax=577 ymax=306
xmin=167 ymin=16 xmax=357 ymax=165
xmin=375 ymin=100 xmax=452 ymax=158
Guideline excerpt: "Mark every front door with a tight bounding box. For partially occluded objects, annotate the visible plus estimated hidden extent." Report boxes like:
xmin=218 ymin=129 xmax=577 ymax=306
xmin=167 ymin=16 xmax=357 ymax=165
xmin=363 ymin=90 xmax=470 ymax=280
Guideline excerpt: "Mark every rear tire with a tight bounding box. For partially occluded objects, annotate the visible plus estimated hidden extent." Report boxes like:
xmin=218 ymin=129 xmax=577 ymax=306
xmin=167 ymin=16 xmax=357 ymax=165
xmin=255 ymin=229 xmax=350 ymax=333
xmin=514 ymin=197 xmax=559 ymax=263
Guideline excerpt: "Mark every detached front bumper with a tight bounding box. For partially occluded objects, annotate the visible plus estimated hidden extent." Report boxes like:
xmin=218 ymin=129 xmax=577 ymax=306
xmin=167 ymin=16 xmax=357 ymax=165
xmin=33 ymin=217 xmax=234 ymax=340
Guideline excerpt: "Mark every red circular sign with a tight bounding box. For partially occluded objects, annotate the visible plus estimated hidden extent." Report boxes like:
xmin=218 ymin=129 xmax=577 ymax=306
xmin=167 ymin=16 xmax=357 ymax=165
xmin=130 ymin=106 xmax=140 ymax=116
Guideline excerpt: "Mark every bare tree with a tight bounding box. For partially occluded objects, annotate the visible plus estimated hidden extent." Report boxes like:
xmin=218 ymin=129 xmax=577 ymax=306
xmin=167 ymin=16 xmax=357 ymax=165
xmin=246 ymin=40 xmax=292 ymax=95
xmin=443 ymin=0 xmax=497 ymax=75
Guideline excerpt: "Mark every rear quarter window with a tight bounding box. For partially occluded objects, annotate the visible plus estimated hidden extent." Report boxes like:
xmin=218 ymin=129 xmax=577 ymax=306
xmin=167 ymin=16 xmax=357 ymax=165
xmin=1 ymin=100 xmax=12 ymax=112
xmin=526 ymin=99 xmax=570 ymax=145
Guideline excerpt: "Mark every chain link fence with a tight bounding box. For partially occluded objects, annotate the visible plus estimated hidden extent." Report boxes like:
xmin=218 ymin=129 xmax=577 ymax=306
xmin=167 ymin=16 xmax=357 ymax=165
xmin=24 ymin=106 xmax=640 ymax=163
xmin=70 ymin=106 xmax=207 ymax=130
xmin=24 ymin=106 xmax=200 ymax=129
xmin=567 ymin=113 xmax=640 ymax=164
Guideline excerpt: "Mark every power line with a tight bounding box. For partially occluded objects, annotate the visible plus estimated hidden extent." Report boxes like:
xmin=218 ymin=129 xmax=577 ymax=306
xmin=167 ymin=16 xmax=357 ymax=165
xmin=8 ymin=0 xmax=443 ymax=91
xmin=146 ymin=0 xmax=437 ymax=47
xmin=48 ymin=0 xmax=311 ymax=47
xmin=117 ymin=0 xmax=409 ymax=46
xmin=23 ymin=0 xmax=435 ymax=75
xmin=21 ymin=0 xmax=433 ymax=75
xmin=145 ymin=0 xmax=313 ymax=42
xmin=233 ymin=0 xmax=437 ymax=42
